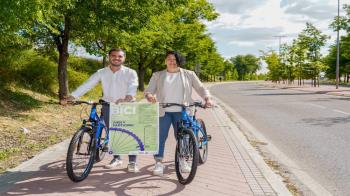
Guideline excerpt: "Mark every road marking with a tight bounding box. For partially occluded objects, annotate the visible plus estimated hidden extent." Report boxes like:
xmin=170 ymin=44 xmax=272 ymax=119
xmin=333 ymin=109 xmax=350 ymax=115
xmin=307 ymin=103 xmax=326 ymax=109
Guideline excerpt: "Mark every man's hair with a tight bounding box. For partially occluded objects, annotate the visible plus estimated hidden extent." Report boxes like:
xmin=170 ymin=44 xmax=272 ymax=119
xmin=108 ymin=48 xmax=126 ymax=56
xmin=166 ymin=51 xmax=185 ymax=66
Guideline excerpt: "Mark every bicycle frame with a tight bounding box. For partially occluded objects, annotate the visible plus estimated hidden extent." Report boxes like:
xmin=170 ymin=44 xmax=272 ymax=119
xmin=66 ymin=100 xmax=113 ymax=182
xmin=84 ymin=103 xmax=109 ymax=151
xmin=177 ymin=105 xmax=208 ymax=147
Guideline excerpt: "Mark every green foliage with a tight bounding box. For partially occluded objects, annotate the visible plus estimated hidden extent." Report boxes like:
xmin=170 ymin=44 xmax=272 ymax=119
xmin=17 ymin=54 xmax=57 ymax=94
xmin=232 ymin=69 xmax=239 ymax=80
xmin=257 ymin=73 xmax=267 ymax=80
xmin=264 ymin=22 xmax=328 ymax=84
xmin=230 ymin=54 xmax=260 ymax=80
xmin=0 ymin=49 xmax=102 ymax=98
xmin=1 ymin=0 xmax=227 ymax=95
xmin=0 ymin=147 xmax=21 ymax=161
xmin=326 ymin=4 xmax=350 ymax=83
xmin=67 ymin=68 xmax=103 ymax=99
xmin=324 ymin=34 xmax=350 ymax=80
xmin=67 ymin=57 xmax=103 ymax=99
xmin=330 ymin=4 xmax=350 ymax=32
xmin=261 ymin=50 xmax=281 ymax=81
xmin=68 ymin=56 xmax=102 ymax=75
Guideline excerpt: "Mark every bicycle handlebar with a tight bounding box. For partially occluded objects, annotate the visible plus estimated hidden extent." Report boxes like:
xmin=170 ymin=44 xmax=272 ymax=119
xmin=160 ymin=102 xmax=206 ymax=109
xmin=69 ymin=99 xmax=109 ymax=106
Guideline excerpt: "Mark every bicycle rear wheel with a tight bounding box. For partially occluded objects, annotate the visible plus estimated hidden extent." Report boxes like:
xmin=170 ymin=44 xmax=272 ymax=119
xmin=197 ymin=119 xmax=208 ymax=164
xmin=175 ymin=128 xmax=199 ymax=185
xmin=66 ymin=126 xmax=96 ymax=182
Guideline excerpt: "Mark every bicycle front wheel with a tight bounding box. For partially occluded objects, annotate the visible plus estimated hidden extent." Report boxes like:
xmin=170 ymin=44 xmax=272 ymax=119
xmin=175 ymin=128 xmax=199 ymax=185
xmin=197 ymin=119 xmax=208 ymax=164
xmin=95 ymin=127 xmax=107 ymax=162
xmin=66 ymin=126 xmax=96 ymax=182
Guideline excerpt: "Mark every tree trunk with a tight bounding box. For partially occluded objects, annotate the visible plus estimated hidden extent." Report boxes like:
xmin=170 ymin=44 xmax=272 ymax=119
xmin=57 ymin=15 xmax=71 ymax=101
xmin=102 ymin=56 xmax=107 ymax=67
xmin=102 ymin=44 xmax=107 ymax=67
xmin=138 ymin=62 xmax=145 ymax=91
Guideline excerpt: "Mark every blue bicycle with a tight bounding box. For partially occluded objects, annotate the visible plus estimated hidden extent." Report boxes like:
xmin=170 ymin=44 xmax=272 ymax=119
xmin=161 ymin=101 xmax=211 ymax=185
xmin=66 ymin=100 xmax=110 ymax=182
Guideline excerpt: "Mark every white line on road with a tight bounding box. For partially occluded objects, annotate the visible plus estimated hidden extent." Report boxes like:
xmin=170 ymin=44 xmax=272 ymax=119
xmin=333 ymin=109 xmax=350 ymax=115
xmin=307 ymin=103 xmax=326 ymax=109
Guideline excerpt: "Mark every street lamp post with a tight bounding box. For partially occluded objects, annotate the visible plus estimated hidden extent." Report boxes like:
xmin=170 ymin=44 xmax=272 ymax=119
xmin=273 ymin=35 xmax=287 ymax=55
xmin=336 ymin=0 xmax=340 ymax=89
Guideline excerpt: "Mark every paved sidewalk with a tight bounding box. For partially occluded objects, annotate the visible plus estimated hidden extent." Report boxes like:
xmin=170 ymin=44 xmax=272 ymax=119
xmin=263 ymin=82 xmax=350 ymax=96
xmin=0 ymin=93 xmax=291 ymax=196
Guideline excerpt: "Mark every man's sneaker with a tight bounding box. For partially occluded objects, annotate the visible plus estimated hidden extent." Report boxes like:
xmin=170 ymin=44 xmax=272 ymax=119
xmin=180 ymin=160 xmax=191 ymax=173
xmin=153 ymin=162 xmax=164 ymax=176
xmin=105 ymin=158 xmax=123 ymax=169
xmin=127 ymin=162 xmax=139 ymax=173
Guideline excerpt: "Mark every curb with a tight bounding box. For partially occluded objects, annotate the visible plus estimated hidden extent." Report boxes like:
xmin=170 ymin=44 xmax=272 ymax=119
xmin=262 ymin=83 xmax=350 ymax=96
xmin=327 ymin=92 xmax=350 ymax=97
xmin=211 ymin=95 xmax=292 ymax=196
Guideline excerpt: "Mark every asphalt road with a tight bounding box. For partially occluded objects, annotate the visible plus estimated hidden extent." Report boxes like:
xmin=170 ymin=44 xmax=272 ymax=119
xmin=210 ymin=82 xmax=350 ymax=195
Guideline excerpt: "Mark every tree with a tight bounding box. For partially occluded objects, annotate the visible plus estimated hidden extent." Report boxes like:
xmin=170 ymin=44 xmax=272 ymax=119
xmin=0 ymin=0 xmax=34 ymax=83
xmin=261 ymin=50 xmax=281 ymax=82
xmin=230 ymin=54 xmax=260 ymax=80
xmin=125 ymin=0 xmax=219 ymax=90
xmin=298 ymin=22 xmax=328 ymax=86
xmin=324 ymin=34 xmax=350 ymax=82
xmin=75 ymin=0 xmax=172 ymax=67
xmin=13 ymin=0 xmax=91 ymax=100
xmin=328 ymin=3 xmax=350 ymax=83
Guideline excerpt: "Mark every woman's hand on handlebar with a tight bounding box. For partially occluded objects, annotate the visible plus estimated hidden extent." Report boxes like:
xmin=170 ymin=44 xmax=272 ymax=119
xmin=204 ymin=97 xmax=213 ymax=108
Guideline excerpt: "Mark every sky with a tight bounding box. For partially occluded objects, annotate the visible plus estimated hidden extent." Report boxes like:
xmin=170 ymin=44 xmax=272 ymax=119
xmin=205 ymin=0 xmax=350 ymax=62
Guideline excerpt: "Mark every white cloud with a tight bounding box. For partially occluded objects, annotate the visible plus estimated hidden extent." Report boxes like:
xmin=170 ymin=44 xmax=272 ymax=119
xmin=229 ymin=41 xmax=255 ymax=47
xmin=205 ymin=13 xmax=242 ymax=28
xmin=208 ymin=0 xmax=266 ymax=14
xmin=206 ymin=0 xmax=350 ymax=59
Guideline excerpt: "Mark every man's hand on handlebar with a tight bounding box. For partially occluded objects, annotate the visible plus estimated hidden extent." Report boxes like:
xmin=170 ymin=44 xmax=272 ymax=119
xmin=115 ymin=95 xmax=135 ymax=104
xmin=60 ymin=95 xmax=75 ymax=105
xmin=145 ymin=93 xmax=157 ymax=103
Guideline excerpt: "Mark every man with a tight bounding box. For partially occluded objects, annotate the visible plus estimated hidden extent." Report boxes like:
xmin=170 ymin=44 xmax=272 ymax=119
xmin=61 ymin=48 xmax=139 ymax=172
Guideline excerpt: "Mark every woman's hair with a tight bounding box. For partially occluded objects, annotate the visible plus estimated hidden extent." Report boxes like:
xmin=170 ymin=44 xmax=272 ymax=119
xmin=166 ymin=51 xmax=185 ymax=66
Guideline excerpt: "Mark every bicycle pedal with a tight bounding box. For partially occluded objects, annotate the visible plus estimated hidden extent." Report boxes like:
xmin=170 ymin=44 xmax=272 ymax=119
xmin=207 ymin=135 xmax=212 ymax=141
xmin=102 ymin=146 xmax=109 ymax=152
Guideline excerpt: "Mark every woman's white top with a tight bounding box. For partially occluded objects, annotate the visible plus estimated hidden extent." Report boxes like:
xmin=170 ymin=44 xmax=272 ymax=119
xmin=163 ymin=71 xmax=184 ymax=112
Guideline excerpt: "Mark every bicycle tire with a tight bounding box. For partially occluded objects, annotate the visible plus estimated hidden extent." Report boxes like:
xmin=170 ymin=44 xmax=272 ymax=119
xmin=197 ymin=119 xmax=208 ymax=164
xmin=175 ymin=128 xmax=199 ymax=185
xmin=95 ymin=127 xmax=107 ymax=162
xmin=66 ymin=126 xmax=96 ymax=182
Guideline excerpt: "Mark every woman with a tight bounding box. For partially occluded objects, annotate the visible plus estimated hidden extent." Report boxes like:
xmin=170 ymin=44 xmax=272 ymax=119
xmin=144 ymin=51 xmax=212 ymax=176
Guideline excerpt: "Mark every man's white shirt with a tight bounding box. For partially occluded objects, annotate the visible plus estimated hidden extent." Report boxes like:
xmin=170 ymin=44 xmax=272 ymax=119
xmin=71 ymin=66 xmax=138 ymax=103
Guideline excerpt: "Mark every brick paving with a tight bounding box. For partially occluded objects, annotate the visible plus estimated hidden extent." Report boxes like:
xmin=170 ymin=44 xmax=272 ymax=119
xmin=4 ymin=82 xmax=349 ymax=195
xmin=0 ymin=91 xmax=288 ymax=196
